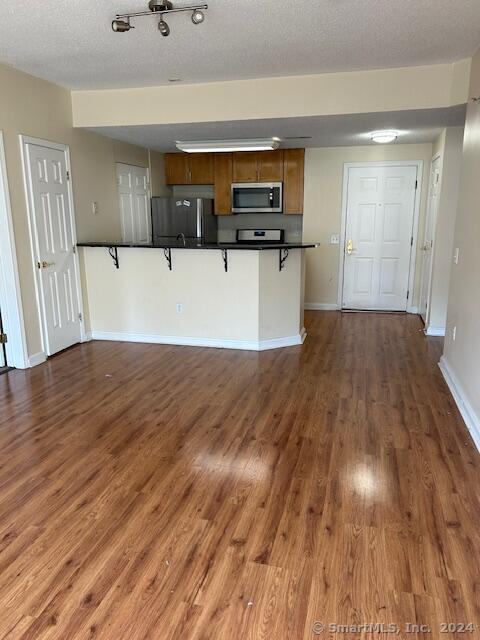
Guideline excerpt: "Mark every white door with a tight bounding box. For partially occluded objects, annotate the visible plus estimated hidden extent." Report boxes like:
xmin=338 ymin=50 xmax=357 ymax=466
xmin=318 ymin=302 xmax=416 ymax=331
xmin=25 ymin=142 xmax=82 ymax=356
xmin=419 ymin=156 xmax=441 ymax=323
xmin=342 ymin=165 xmax=418 ymax=311
xmin=117 ymin=164 xmax=151 ymax=244
xmin=0 ymin=310 xmax=6 ymax=367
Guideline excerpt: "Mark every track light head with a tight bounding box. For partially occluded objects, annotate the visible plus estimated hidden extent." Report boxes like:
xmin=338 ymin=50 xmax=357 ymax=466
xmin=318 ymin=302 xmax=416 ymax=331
xmin=191 ymin=8 xmax=205 ymax=24
xmin=158 ymin=17 xmax=170 ymax=35
xmin=112 ymin=18 xmax=133 ymax=32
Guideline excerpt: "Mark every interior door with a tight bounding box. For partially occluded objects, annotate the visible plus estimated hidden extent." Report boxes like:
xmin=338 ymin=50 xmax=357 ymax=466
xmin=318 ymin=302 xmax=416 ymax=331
xmin=342 ymin=165 xmax=418 ymax=311
xmin=0 ymin=310 xmax=6 ymax=368
xmin=25 ymin=142 xmax=82 ymax=356
xmin=117 ymin=164 xmax=151 ymax=244
xmin=419 ymin=156 xmax=441 ymax=323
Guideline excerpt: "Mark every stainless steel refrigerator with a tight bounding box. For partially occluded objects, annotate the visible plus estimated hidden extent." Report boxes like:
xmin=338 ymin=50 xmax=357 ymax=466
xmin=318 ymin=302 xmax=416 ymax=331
xmin=151 ymin=197 xmax=218 ymax=243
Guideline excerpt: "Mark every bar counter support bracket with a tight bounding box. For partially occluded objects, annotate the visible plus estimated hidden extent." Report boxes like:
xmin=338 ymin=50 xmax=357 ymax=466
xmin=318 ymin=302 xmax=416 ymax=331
xmin=108 ymin=246 xmax=119 ymax=269
xmin=221 ymin=249 xmax=228 ymax=272
xmin=279 ymin=248 xmax=289 ymax=271
xmin=164 ymin=248 xmax=172 ymax=271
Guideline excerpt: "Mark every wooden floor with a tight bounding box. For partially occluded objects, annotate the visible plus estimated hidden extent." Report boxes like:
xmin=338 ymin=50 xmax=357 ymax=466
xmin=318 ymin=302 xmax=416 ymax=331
xmin=0 ymin=312 xmax=478 ymax=639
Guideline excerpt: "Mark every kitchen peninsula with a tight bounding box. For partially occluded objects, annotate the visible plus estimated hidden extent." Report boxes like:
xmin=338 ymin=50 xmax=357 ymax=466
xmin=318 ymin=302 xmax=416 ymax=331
xmin=78 ymin=240 xmax=318 ymax=351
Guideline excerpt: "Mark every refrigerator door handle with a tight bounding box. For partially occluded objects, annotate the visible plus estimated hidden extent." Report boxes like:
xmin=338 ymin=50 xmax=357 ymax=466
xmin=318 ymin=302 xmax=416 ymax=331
xmin=196 ymin=198 xmax=203 ymax=239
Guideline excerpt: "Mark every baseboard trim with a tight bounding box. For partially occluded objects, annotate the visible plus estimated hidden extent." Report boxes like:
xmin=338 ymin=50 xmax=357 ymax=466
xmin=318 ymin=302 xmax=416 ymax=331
xmin=425 ymin=325 xmax=446 ymax=337
xmin=29 ymin=351 xmax=47 ymax=367
xmin=407 ymin=306 xmax=419 ymax=314
xmin=87 ymin=330 xmax=307 ymax=352
xmin=304 ymin=303 xmax=338 ymax=311
xmin=439 ymin=355 xmax=480 ymax=452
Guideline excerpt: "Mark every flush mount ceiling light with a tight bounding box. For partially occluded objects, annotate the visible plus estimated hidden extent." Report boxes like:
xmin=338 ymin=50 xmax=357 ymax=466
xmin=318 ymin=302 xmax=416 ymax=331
xmin=370 ymin=130 xmax=398 ymax=144
xmin=112 ymin=0 xmax=208 ymax=35
xmin=176 ymin=138 xmax=281 ymax=153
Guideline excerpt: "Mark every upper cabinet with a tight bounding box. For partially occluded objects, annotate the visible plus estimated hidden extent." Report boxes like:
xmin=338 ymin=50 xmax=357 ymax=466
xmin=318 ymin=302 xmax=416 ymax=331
xmin=232 ymin=150 xmax=284 ymax=183
xmin=165 ymin=154 xmax=188 ymax=185
xmin=214 ymin=154 xmax=233 ymax=216
xmin=165 ymin=153 xmax=214 ymax=185
xmin=283 ymin=149 xmax=305 ymax=215
xmin=165 ymin=149 xmax=305 ymax=215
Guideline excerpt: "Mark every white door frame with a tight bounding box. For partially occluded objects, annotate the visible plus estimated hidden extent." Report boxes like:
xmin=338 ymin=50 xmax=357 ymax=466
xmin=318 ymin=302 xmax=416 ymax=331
xmin=337 ymin=160 xmax=424 ymax=313
xmin=419 ymin=152 xmax=443 ymax=327
xmin=0 ymin=132 xmax=29 ymax=369
xmin=20 ymin=135 xmax=86 ymax=358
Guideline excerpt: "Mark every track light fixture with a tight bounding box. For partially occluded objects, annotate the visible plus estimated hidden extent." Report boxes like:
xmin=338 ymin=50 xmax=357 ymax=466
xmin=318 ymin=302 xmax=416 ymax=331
xmin=112 ymin=0 xmax=208 ymax=35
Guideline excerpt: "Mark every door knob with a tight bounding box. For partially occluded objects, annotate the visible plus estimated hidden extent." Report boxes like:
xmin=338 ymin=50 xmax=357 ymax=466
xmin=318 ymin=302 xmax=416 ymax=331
xmin=346 ymin=239 xmax=356 ymax=255
xmin=38 ymin=260 xmax=55 ymax=269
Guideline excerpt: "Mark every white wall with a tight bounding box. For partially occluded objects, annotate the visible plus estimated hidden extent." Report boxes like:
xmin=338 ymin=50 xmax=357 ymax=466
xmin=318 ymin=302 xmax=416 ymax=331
xmin=441 ymin=47 xmax=480 ymax=449
xmin=426 ymin=127 xmax=464 ymax=332
xmin=302 ymin=144 xmax=433 ymax=308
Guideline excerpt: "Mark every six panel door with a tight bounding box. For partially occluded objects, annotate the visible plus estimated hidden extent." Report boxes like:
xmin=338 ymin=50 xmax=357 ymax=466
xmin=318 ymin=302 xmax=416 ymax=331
xmin=343 ymin=165 xmax=418 ymax=311
xmin=117 ymin=164 xmax=151 ymax=245
xmin=26 ymin=143 xmax=81 ymax=355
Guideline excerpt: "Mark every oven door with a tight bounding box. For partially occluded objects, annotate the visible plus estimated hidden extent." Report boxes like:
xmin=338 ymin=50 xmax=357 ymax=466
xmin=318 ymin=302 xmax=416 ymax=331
xmin=231 ymin=183 xmax=283 ymax=213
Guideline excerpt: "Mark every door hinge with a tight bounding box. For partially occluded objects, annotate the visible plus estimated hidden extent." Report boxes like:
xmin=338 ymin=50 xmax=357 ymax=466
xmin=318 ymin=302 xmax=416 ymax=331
xmin=72 ymin=245 xmax=76 ymax=254
xmin=78 ymin=312 xmax=83 ymax=322
xmin=407 ymin=290 xmax=410 ymax=299
xmin=0 ymin=333 xmax=7 ymax=344
xmin=415 ymin=180 xmax=418 ymax=190
xmin=411 ymin=236 xmax=414 ymax=246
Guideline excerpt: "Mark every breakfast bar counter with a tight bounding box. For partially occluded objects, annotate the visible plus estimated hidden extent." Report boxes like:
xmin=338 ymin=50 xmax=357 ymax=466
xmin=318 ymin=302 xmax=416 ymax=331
xmin=78 ymin=241 xmax=319 ymax=351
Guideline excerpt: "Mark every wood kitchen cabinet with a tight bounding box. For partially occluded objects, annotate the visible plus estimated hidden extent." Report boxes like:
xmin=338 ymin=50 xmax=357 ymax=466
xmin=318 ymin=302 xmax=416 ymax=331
xmin=232 ymin=150 xmax=284 ymax=183
xmin=214 ymin=153 xmax=233 ymax=215
xmin=165 ymin=153 xmax=189 ymax=185
xmin=165 ymin=153 xmax=214 ymax=185
xmin=283 ymin=149 xmax=305 ymax=214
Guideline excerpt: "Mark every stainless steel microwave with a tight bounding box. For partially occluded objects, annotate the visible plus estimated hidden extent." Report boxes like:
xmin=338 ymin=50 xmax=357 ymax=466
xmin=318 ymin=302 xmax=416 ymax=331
xmin=231 ymin=183 xmax=283 ymax=213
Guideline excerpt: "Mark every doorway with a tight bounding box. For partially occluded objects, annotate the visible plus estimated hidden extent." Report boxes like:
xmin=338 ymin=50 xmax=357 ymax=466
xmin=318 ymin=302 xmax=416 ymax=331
xmin=116 ymin=163 xmax=151 ymax=244
xmin=419 ymin=155 xmax=442 ymax=324
xmin=21 ymin=136 xmax=84 ymax=357
xmin=340 ymin=163 xmax=421 ymax=311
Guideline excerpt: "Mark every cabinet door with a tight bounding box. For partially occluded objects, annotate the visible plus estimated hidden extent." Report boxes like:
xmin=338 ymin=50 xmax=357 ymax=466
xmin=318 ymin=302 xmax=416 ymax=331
xmin=214 ymin=154 xmax=233 ymax=215
xmin=283 ymin=149 xmax=305 ymax=214
xmin=232 ymin=152 xmax=258 ymax=182
xmin=189 ymin=153 xmax=214 ymax=184
xmin=165 ymin=154 xmax=188 ymax=185
xmin=257 ymin=150 xmax=284 ymax=182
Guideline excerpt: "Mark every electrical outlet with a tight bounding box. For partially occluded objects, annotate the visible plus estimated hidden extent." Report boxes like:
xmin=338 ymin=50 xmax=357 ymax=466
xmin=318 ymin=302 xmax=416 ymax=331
xmin=330 ymin=234 xmax=340 ymax=245
xmin=92 ymin=202 xmax=99 ymax=215
xmin=452 ymin=326 xmax=457 ymax=341
xmin=453 ymin=247 xmax=459 ymax=265
xmin=176 ymin=303 xmax=183 ymax=314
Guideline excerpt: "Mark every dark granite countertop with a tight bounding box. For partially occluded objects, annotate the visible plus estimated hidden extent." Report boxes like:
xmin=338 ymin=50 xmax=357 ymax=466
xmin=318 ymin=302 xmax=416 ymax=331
xmin=77 ymin=240 xmax=319 ymax=251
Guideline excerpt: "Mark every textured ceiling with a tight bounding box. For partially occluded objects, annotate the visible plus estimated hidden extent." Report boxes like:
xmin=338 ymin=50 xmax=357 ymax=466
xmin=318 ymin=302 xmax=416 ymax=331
xmin=0 ymin=1 xmax=479 ymax=90
xmin=87 ymin=106 xmax=466 ymax=151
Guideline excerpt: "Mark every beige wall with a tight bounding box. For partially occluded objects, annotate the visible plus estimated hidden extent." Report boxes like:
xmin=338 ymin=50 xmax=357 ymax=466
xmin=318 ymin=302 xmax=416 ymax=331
xmin=302 ymin=144 xmax=433 ymax=307
xmin=0 ymin=62 xmax=158 ymax=359
xmin=427 ymin=127 xmax=464 ymax=330
xmin=443 ymin=47 xmax=480 ymax=437
xmin=71 ymin=61 xmax=471 ymax=127
xmin=81 ymin=247 xmax=304 ymax=346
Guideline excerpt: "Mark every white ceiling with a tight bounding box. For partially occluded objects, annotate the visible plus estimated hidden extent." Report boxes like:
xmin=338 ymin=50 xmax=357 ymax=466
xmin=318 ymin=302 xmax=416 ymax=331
xmin=0 ymin=1 xmax=479 ymax=90
xmin=88 ymin=106 xmax=466 ymax=151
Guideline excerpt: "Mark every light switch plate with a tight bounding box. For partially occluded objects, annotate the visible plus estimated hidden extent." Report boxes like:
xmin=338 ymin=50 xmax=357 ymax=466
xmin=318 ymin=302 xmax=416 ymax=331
xmin=92 ymin=202 xmax=99 ymax=215
xmin=330 ymin=234 xmax=340 ymax=245
xmin=453 ymin=247 xmax=459 ymax=264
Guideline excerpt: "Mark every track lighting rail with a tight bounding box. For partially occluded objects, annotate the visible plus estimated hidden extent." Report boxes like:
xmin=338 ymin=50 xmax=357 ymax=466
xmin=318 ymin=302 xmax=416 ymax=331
xmin=112 ymin=1 xmax=208 ymax=33
xmin=116 ymin=4 xmax=207 ymax=19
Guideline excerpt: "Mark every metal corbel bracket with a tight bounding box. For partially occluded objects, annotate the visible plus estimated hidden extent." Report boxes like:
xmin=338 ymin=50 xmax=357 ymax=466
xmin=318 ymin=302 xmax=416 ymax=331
xmin=279 ymin=248 xmax=289 ymax=271
xmin=163 ymin=248 xmax=172 ymax=270
xmin=108 ymin=246 xmax=119 ymax=269
xmin=221 ymin=248 xmax=228 ymax=272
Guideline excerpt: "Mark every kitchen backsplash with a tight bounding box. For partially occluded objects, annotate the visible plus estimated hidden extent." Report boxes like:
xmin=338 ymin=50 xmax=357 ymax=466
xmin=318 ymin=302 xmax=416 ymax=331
xmin=171 ymin=185 xmax=303 ymax=242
